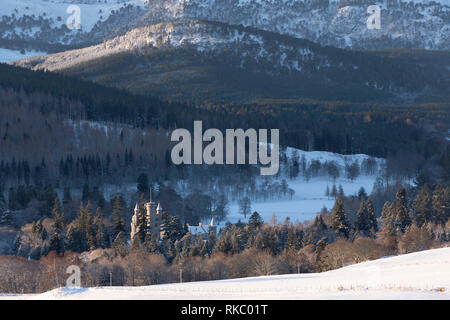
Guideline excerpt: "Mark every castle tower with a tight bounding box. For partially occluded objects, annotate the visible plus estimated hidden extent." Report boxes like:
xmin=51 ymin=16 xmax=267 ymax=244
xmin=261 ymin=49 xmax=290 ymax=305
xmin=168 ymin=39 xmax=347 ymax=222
xmin=209 ymin=217 xmax=217 ymax=236
xmin=146 ymin=200 xmax=162 ymax=240
xmin=130 ymin=203 xmax=140 ymax=244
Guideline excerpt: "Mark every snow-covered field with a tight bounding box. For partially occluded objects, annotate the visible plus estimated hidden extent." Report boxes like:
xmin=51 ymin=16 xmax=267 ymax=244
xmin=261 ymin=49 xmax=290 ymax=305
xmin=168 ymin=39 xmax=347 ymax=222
xmin=0 ymin=48 xmax=46 ymax=63
xmin=225 ymin=147 xmax=384 ymax=225
xmin=3 ymin=247 xmax=449 ymax=300
xmin=227 ymin=176 xmax=378 ymax=225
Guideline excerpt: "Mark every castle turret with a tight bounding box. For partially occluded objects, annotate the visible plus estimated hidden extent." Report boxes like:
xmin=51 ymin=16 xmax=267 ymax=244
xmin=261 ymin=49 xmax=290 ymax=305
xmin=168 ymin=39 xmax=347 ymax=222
xmin=130 ymin=203 xmax=140 ymax=244
xmin=146 ymin=200 xmax=162 ymax=240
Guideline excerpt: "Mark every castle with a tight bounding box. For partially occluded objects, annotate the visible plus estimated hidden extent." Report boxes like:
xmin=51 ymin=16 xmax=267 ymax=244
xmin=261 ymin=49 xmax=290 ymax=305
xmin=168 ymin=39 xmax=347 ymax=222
xmin=130 ymin=198 xmax=163 ymax=244
xmin=130 ymin=197 xmax=218 ymax=244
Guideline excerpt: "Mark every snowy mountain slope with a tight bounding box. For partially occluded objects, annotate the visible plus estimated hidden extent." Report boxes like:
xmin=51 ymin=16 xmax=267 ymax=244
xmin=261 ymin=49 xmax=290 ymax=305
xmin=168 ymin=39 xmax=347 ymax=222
xmin=99 ymin=0 xmax=450 ymax=50
xmin=5 ymin=247 xmax=450 ymax=299
xmin=11 ymin=20 xmax=450 ymax=103
xmin=13 ymin=20 xmax=323 ymax=72
xmin=0 ymin=0 xmax=448 ymax=52
xmin=0 ymin=0 xmax=147 ymax=50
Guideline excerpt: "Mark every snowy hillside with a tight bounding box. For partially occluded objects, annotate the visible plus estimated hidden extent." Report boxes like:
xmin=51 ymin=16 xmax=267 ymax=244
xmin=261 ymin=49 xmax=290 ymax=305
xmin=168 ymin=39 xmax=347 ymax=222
xmin=0 ymin=0 xmax=448 ymax=52
xmin=125 ymin=0 xmax=450 ymax=50
xmin=10 ymin=20 xmax=324 ymax=72
xmin=12 ymin=19 xmax=450 ymax=104
xmin=5 ymin=247 xmax=450 ymax=299
xmin=0 ymin=0 xmax=147 ymax=51
xmin=0 ymin=48 xmax=46 ymax=62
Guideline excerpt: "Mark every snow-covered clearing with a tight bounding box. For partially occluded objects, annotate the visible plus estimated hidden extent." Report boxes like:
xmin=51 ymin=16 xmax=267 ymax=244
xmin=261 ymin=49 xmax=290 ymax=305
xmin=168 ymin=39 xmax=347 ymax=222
xmin=3 ymin=247 xmax=450 ymax=300
xmin=224 ymin=147 xmax=384 ymax=225
xmin=0 ymin=48 xmax=46 ymax=63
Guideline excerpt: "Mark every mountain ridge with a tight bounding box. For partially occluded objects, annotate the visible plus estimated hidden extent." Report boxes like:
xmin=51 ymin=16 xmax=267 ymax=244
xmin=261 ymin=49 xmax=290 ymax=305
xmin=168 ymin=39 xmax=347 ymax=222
xmin=0 ymin=0 xmax=448 ymax=52
xmin=12 ymin=20 xmax=450 ymax=104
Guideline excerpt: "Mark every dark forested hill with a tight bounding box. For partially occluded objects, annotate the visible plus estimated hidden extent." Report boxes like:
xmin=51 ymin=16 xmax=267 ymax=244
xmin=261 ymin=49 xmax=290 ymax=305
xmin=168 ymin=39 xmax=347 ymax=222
xmin=13 ymin=21 xmax=450 ymax=105
xmin=0 ymin=62 xmax=448 ymax=169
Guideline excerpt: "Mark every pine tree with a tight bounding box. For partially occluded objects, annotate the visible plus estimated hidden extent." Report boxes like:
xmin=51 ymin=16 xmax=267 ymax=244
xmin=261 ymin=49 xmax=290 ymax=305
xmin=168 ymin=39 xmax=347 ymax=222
xmin=0 ymin=188 xmax=12 ymax=226
xmin=358 ymin=187 xmax=368 ymax=200
xmin=432 ymin=184 xmax=449 ymax=226
xmin=315 ymin=237 xmax=328 ymax=271
xmin=82 ymin=183 xmax=90 ymax=202
xmin=338 ymin=185 xmax=344 ymax=197
xmin=49 ymin=197 xmax=65 ymax=254
xmin=238 ymin=197 xmax=251 ymax=218
xmin=330 ymin=184 xmax=338 ymax=199
xmin=287 ymin=224 xmax=298 ymax=250
xmin=356 ymin=200 xmax=370 ymax=235
xmin=66 ymin=226 xmax=82 ymax=252
xmin=63 ymin=187 xmax=72 ymax=204
xmin=76 ymin=202 xmax=88 ymax=251
xmin=394 ymin=188 xmax=410 ymax=232
xmin=381 ymin=201 xmax=396 ymax=236
xmin=112 ymin=195 xmax=125 ymax=239
xmin=230 ymin=230 xmax=240 ymax=254
xmin=330 ymin=196 xmax=350 ymax=238
xmin=85 ymin=201 xmax=96 ymax=251
xmin=366 ymin=197 xmax=378 ymax=234
xmin=112 ymin=231 xmax=128 ymax=257
xmin=325 ymin=185 xmax=330 ymax=199
xmin=160 ymin=212 xmax=185 ymax=242
xmin=248 ymin=211 xmax=263 ymax=231
xmin=312 ymin=214 xmax=327 ymax=230
xmin=412 ymin=185 xmax=432 ymax=226
xmin=137 ymin=173 xmax=149 ymax=194
xmin=214 ymin=231 xmax=232 ymax=254
xmin=94 ymin=207 xmax=107 ymax=248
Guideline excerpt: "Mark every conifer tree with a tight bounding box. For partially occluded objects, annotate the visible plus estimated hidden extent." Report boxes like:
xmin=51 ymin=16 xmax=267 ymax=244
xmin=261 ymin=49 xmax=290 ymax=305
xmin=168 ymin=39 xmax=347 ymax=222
xmin=112 ymin=231 xmax=128 ymax=257
xmin=381 ymin=201 xmax=396 ymax=236
xmin=0 ymin=189 xmax=12 ymax=226
xmin=412 ymin=185 xmax=432 ymax=226
xmin=82 ymin=183 xmax=90 ymax=202
xmin=287 ymin=224 xmax=298 ymax=250
xmin=394 ymin=188 xmax=410 ymax=232
xmin=366 ymin=197 xmax=378 ymax=234
xmin=315 ymin=237 xmax=328 ymax=272
xmin=330 ymin=184 xmax=338 ymax=199
xmin=432 ymin=184 xmax=449 ymax=226
xmin=356 ymin=200 xmax=370 ymax=235
xmin=112 ymin=195 xmax=125 ymax=239
xmin=358 ymin=187 xmax=368 ymax=200
xmin=63 ymin=187 xmax=72 ymax=205
xmin=312 ymin=214 xmax=327 ymax=230
xmin=338 ymin=185 xmax=345 ymax=197
xmin=248 ymin=211 xmax=263 ymax=231
xmin=239 ymin=196 xmax=251 ymax=218
xmin=85 ymin=201 xmax=96 ymax=251
xmin=66 ymin=226 xmax=82 ymax=252
xmin=49 ymin=197 xmax=65 ymax=254
xmin=94 ymin=207 xmax=106 ymax=248
xmin=330 ymin=196 xmax=350 ymax=238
